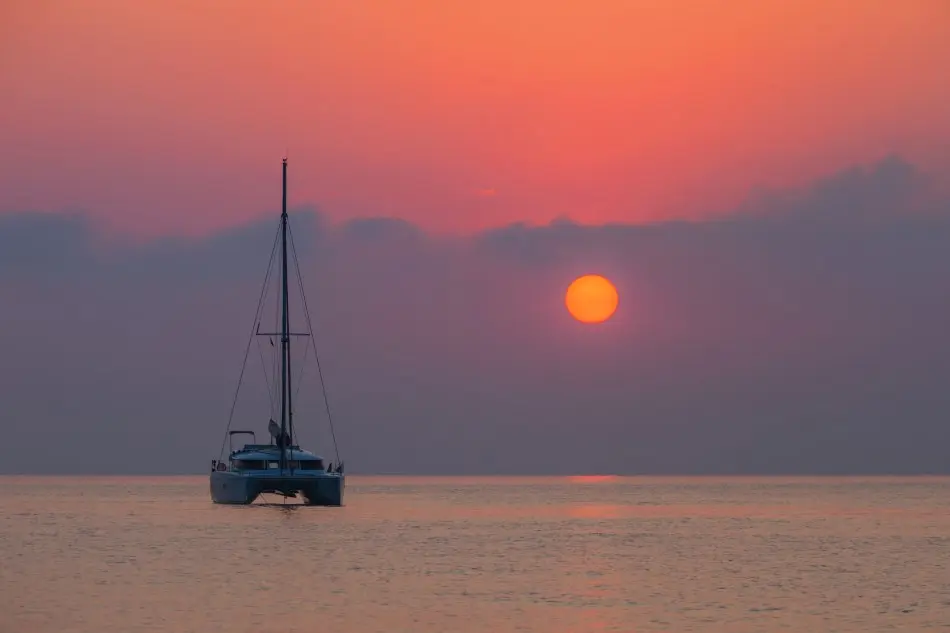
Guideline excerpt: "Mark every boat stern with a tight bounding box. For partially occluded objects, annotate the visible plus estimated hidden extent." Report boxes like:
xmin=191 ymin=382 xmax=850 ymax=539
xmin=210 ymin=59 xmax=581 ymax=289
xmin=210 ymin=471 xmax=344 ymax=506
xmin=210 ymin=471 xmax=256 ymax=504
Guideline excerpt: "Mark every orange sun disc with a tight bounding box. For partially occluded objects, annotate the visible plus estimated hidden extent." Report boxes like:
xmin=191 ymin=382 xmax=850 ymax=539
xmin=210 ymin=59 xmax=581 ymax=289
xmin=565 ymin=275 xmax=619 ymax=323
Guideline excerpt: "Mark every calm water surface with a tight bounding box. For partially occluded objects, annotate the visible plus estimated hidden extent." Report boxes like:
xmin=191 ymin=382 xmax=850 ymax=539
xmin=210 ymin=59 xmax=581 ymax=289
xmin=2 ymin=476 xmax=949 ymax=632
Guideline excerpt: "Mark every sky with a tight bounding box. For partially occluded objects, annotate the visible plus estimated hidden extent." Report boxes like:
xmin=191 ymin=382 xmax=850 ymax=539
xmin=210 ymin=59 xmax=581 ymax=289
xmin=1 ymin=1 xmax=949 ymax=474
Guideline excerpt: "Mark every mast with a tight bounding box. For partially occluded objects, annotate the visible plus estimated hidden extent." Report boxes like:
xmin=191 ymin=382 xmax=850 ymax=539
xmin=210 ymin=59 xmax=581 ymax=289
xmin=279 ymin=157 xmax=294 ymax=472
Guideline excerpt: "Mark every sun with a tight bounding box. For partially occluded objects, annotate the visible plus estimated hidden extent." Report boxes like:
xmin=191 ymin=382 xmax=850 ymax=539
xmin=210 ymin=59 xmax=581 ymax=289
xmin=565 ymin=275 xmax=619 ymax=323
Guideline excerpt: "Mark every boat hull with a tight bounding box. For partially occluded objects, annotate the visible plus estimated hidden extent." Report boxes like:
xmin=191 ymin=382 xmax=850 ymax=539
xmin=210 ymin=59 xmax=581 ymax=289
xmin=210 ymin=471 xmax=345 ymax=506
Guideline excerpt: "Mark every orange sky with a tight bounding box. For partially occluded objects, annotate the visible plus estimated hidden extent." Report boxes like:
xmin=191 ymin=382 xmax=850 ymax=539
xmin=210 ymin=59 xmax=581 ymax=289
xmin=1 ymin=0 xmax=948 ymax=236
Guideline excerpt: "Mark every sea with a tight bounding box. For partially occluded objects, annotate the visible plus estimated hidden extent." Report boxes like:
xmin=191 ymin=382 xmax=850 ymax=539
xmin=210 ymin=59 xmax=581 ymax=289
xmin=2 ymin=476 xmax=949 ymax=633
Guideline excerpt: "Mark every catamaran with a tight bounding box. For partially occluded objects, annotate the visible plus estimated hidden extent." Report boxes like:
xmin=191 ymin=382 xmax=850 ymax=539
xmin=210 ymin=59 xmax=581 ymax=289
xmin=210 ymin=158 xmax=344 ymax=505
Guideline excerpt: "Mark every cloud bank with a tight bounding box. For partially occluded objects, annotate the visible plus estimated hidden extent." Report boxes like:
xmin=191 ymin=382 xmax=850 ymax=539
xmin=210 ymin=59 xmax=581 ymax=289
xmin=1 ymin=156 xmax=948 ymax=474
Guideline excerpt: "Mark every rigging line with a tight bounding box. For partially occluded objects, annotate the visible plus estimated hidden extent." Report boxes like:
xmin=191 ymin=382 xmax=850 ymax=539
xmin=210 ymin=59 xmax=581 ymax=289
xmin=288 ymin=222 xmax=341 ymax=464
xmin=272 ymin=258 xmax=281 ymax=424
xmin=256 ymin=252 xmax=279 ymax=419
xmin=291 ymin=332 xmax=311 ymax=414
xmin=288 ymin=243 xmax=312 ymax=413
xmin=255 ymin=335 xmax=276 ymax=418
xmin=218 ymin=222 xmax=282 ymax=461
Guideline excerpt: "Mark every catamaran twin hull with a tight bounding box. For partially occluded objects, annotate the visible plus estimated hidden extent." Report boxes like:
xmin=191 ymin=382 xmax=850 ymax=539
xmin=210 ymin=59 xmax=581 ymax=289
xmin=210 ymin=471 xmax=344 ymax=505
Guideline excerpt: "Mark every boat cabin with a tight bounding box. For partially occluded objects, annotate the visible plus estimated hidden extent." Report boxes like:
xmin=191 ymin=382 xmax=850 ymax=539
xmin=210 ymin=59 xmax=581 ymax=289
xmin=220 ymin=444 xmax=328 ymax=473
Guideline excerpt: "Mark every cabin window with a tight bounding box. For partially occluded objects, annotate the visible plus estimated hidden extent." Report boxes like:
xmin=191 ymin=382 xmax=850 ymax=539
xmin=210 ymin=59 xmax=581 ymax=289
xmin=231 ymin=459 xmax=323 ymax=470
xmin=233 ymin=460 xmax=266 ymax=470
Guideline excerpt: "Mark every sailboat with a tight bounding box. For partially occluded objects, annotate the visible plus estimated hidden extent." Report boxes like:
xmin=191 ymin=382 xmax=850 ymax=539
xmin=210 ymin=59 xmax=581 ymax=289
xmin=210 ymin=158 xmax=345 ymax=506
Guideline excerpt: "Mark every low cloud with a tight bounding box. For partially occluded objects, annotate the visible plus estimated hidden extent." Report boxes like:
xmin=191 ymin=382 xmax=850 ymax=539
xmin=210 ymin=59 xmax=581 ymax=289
xmin=1 ymin=156 xmax=948 ymax=474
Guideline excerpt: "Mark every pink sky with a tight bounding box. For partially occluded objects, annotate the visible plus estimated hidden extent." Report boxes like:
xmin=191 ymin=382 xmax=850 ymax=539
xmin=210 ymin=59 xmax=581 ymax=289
xmin=2 ymin=0 xmax=949 ymax=236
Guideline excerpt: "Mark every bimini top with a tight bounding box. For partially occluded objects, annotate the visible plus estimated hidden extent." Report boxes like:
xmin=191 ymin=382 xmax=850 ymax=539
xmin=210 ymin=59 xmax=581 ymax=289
xmin=231 ymin=444 xmax=325 ymax=462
